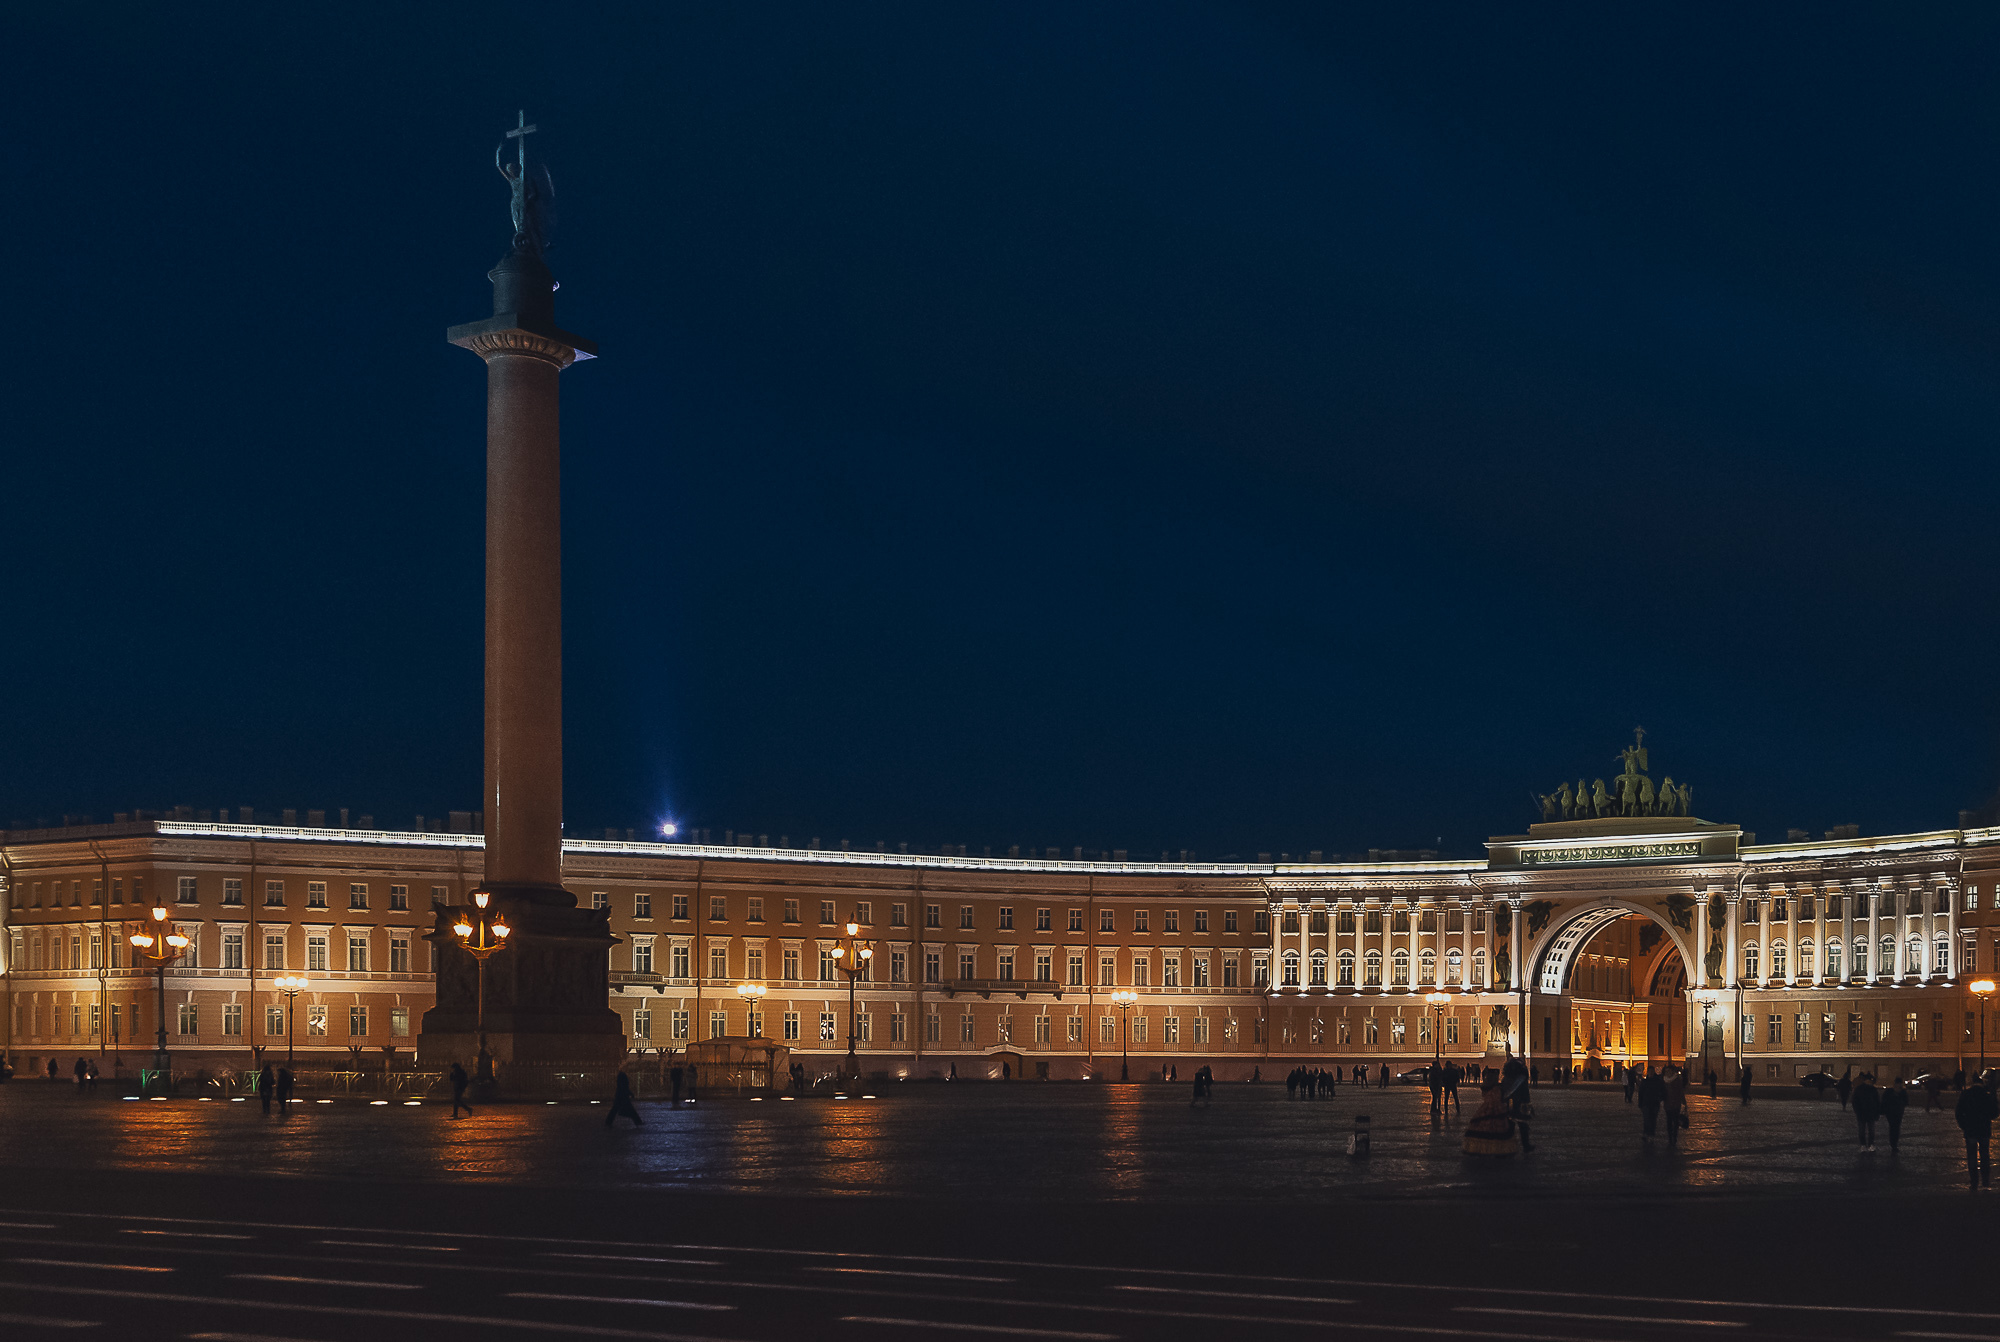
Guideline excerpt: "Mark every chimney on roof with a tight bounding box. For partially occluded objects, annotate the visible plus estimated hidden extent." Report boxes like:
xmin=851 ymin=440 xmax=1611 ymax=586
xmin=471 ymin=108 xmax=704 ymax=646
xmin=1825 ymin=824 xmax=1860 ymax=840
xmin=283 ymin=809 xmax=298 ymax=826
xmin=240 ymin=807 xmax=254 ymax=823
xmin=339 ymin=808 xmax=350 ymax=828
xmin=1787 ymin=829 xmax=1809 ymax=842
xmin=308 ymin=809 xmax=326 ymax=827
xmin=360 ymin=815 xmax=373 ymax=829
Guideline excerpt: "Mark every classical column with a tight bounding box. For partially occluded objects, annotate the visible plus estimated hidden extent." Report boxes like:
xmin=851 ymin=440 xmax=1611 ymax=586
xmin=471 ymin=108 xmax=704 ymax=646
xmin=1725 ymin=895 xmax=1739 ymax=990
xmin=1867 ymin=883 xmax=1881 ymax=984
xmin=1508 ymin=902 xmax=1522 ymax=991
xmin=1407 ymin=898 xmax=1420 ymax=991
xmin=1946 ymin=877 xmax=1959 ymax=983
xmin=420 ymin=116 xmax=619 ymax=1081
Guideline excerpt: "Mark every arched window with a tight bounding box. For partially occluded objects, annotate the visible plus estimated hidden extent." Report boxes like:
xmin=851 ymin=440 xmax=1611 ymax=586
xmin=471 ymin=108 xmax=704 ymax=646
xmin=1743 ymin=943 xmax=1760 ymax=980
xmin=1852 ymin=937 xmax=1868 ymax=977
xmin=1336 ymin=950 xmax=1355 ymax=986
xmin=1309 ymin=951 xmax=1327 ymax=986
xmin=1770 ymin=942 xmax=1788 ymax=979
xmin=1281 ymin=950 xmax=1299 ymax=987
xmin=1391 ymin=949 xmax=1410 ymax=986
xmin=1906 ymin=936 xmax=1923 ymax=977
xmin=1364 ymin=950 xmax=1382 ymax=986
xmin=1798 ymin=941 xmax=1815 ymax=979
xmin=1471 ymin=948 xmax=1486 ymax=988
xmin=1934 ymin=935 xmax=1950 ymax=976
xmin=1446 ymin=948 xmax=1463 ymax=985
xmin=1419 ymin=948 xmax=1437 ymax=985
xmin=1881 ymin=936 xmax=1898 ymax=976
xmin=1825 ymin=939 xmax=1843 ymax=980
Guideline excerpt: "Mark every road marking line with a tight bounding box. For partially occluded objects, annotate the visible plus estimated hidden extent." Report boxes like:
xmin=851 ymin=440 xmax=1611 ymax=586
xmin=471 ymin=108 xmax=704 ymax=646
xmin=0 ymin=1281 xmax=738 ymax=1341
xmin=813 ymin=1267 xmax=1013 ymax=1284
xmin=123 ymin=1230 xmax=252 ymax=1241
xmin=508 ymin=1293 xmax=734 ymax=1312
xmin=187 ymin=1334 xmax=325 ymax=1342
xmin=0 ymin=1313 xmax=100 ymax=1330
xmin=318 ymin=1241 xmax=460 ymax=1252
xmin=229 ymin=1275 xmax=422 ymax=1291
xmin=1459 ymin=1308 xmax=1744 ymax=1328
xmin=11 ymin=1261 xmax=173 ymax=1273
xmin=1109 ymin=1285 xmax=1353 ymax=1305
xmin=0 ymin=1224 xmax=56 ymax=1231
xmin=1899 ymin=1334 xmax=2000 ymax=1340
xmin=840 ymin=1318 xmax=1117 ymax=1341
xmin=540 ymin=1254 xmax=724 ymax=1266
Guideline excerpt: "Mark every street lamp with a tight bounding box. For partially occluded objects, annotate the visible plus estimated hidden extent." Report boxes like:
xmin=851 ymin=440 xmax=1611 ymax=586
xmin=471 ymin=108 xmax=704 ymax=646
xmin=272 ymin=974 xmax=309 ymax=1073
xmin=1694 ymin=988 xmax=1721 ymax=1079
xmin=128 ymin=905 xmax=189 ymax=1091
xmin=736 ymin=981 xmax=767 ymax=1036
xmin=829 ymin=921 xmax=873 ymax=1080
xmin=452 ymin=891 xmax=512 ymax=1084
xmin=1972 ymin=980 xmax=1996 ymax=1076
xmin=1425 ymin=991 xmax=1451 ymax=1067
xmin=1110 ymin=989 xmax=1138 ymax=1081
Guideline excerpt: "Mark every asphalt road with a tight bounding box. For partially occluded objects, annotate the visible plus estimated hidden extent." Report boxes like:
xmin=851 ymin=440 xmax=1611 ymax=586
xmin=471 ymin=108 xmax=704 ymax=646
xmin=0 ymin=1081 xmax=1991 ymax=1341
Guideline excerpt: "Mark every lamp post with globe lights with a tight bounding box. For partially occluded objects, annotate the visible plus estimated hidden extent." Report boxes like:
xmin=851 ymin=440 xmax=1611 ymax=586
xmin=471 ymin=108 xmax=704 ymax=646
xmin=128 ymin=905 xmax=190 ymax=1089
xmin=1973 ymin=980 xmax=1997 ymax=1076
xmin=452 ymin=892 xmax=512 ymax=1084
xmin=1695 ymin=988 xmax=1721 ymax=1079
xmin=736 ymin=980 xmax=767 ymax=1036
xmin=272 ymin=974 xmax=310 ymax=1071
xmin=1110 ymin=989 xmax=1139 ymax=1080
xmin=1425 ymin=991 xmax=1451 ymax=1067
xmin=829 ymin=922 xmax=873 ymax=1080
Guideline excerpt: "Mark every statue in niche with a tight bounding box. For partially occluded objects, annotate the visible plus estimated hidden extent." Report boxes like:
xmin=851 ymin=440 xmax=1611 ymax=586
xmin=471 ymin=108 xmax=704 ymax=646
xmin=1494 ymin=943 xmax=1511 ymax=986
xmin=1488 ymin=1003 xmax=1512 ymax=1049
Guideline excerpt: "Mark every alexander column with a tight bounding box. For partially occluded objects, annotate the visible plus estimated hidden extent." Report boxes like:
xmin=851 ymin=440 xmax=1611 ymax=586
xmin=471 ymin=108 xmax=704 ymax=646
xmin=419 ymin=113 xmax=623 ymax=1085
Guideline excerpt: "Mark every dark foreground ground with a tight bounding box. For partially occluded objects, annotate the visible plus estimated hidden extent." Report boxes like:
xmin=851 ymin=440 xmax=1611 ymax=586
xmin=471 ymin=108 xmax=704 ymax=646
xmin=0 ymin=1080 xmax=1991 ymax=1342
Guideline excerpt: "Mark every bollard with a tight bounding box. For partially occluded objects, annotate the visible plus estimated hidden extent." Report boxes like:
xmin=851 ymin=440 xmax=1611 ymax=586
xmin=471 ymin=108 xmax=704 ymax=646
xmin=1347 ymin=1113 xmax=1371 ymax=1158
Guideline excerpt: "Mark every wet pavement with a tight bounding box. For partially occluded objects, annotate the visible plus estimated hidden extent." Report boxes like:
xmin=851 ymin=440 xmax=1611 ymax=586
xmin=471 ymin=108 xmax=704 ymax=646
xmin=0 ymin=1078 xmax=1982 ymax=1201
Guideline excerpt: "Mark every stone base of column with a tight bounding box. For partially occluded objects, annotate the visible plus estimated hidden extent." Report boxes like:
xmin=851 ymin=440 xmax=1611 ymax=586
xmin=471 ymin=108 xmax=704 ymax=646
xmin=418 ymin=891 xmax=625 ymax=1083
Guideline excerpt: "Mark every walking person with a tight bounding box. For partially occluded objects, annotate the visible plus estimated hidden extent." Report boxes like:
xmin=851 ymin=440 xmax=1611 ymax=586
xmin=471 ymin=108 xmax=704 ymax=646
xmin=1836 ymin=1068 xmax=1852 ymax=1111
xmin=1954 ymin=1074 xmax=1997 ymax=1191
xmin=449 ymin=1061 xmax=473 ymax=1119
xmin=1624 ymin=1066 xmax=1637 ymax=1104
xmin=1881 ymin=1077 xmax=1908 ymax=1154
xmin=258 ymin=1062 xmax=274 ymax=1116
xmin=1637 ymin=1066 xmax=1664 ymax=1144
xmin=1443 ymin=1061 xmax=1461 ymax=1114
xmin=670 ymin=1064 xmax=684 ymax=1105
xmin=1852 ymin=1073 xmax=1880 ymax=1152
xmin=276 ymin=1066 xmax=294 ymax=1114
xmin=1428 ymin=1064 xmax=1444 ymax=1115
xmin=1502 ymin=1056 xmax=1535 ymax=1153
xmin=1663 ymin=1065 xmax=1687 ymax=1149
xmin=604 ymin=1069 xmax=644 ymax=1127
xmin=1739 ymin=1066 xmax=1753 ymax=1105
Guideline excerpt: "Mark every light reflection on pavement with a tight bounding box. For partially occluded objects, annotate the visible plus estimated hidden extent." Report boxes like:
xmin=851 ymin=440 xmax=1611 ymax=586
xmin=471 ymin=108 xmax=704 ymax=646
xmin=0 ymin=1082 xmax=1976 ymax=1200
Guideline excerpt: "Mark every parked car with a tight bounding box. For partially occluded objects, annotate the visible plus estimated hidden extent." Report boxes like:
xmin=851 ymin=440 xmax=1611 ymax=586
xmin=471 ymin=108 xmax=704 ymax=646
xmin=1799 ymin=1072 xmax=1836 ymax=1094
xmin=1396 ymin=1066 xmax=1434 ymax=1085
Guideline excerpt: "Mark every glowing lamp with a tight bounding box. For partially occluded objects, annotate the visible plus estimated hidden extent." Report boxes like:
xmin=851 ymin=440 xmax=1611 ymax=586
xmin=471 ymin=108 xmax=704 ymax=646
xmin=1973 ymin=980 xmax=1997 ymax=997
xmin=453 ymin=920 xmax=473 ymax=938
xmin=661 ymin=822 xmax=678 ymax=837
xmin=150 ymin=906 xmax=168 ymax=922
xmin=166 ymin=934 xmax=189 ymax=950
xmin=493 ymin=922 xmax=511 ymax=939
xmin=860 ymin=947 xmax=873 ymax=960
xmin=846 ymin=922 xmax=860 ymax=937
xmin=474 ymin=891 xmax=490 ymax=909
xmin=831 ymin=946 xmax=845 ymax=960
xmin=130 ymin=933 xmax=153 ymax=950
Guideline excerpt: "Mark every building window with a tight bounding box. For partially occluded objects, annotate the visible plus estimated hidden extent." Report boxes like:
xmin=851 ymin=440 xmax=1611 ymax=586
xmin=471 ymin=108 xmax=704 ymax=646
xmin=1135 ymin=911 xmax=1150 ymax=934
xmin=1851 ymin=938 xmax=1868 ymax=978
xmin=1826 ymin=940 xmax=1843 ymax=979
xmin=176 ymin=1003 xmax=198 ymax=1035
xmin=1100 ymin=909 xmax=1116 ymax=933
xmin=1932 ymin=1011 xmax=1946 ymax=1044
xmin=891 ymin=903 xmax=907 ymax=928
xmin=1164 ymin=1016 xmax=1180 ymax=1045
xmin=1419 ymin=949 xmax=1436 ymax=986
xmin=855 ymin=901 xmax=872 ymax=927
xmin=673 ymin=894 xmax=690 ymax=920
xmin=1068 ymin=908 xmax=1084 ymax=932
xmin=1364 ymin=950 xmax=1383 ymax=986
xmin=1797 ymin=941 xmax=1815 ymax=979
xmin=671 ymin=1011 xmax=689 ymax=1039
xmin=960 ymin=906 xmax=976 ymax=930
xmin=711 ymin=1011 xmax=727 ymax=1039
xmin=1770 ymin=942 xmax=1787 ymax=979
xmin=1936 ymin=936 xmax=1951 ymax=976
xmin=632 ymin=1008 xmax=651 ymax=1040
xmin=924 ymin=904 xmax=940 ymax=929
xmin=1162 ymin=956 xmax=1180 ymax=988
xmin=1192 ymin=956 xmax=1209 ymax=988
xmin=307 ymin=1005 xmax=327 ymax=1037
xmin=960 ymin=952 xmax=977 ymax=980
xmin=222 ymin=879 xmax=243 ymax=907
xmin=306 ymin=934 xmax=328 ymax=972
xmin=820 ymin=949 xmax=836 ymax=981
xmin=747 ymin=947 xmax=764 ymax=978
xmin=1905 ymin=1011 xmax=1919 ymax=1043
xmin=1281 ymin=951 xmax=1300 ymax=987
xmin=747 ymin=897 xmax=763 ymax=922
xmin=1035 ymin=952 xmax=1051 ymax=982
xmin=348 ymin=884 xmax=368 ymax=910
xmin=1255 ymin=909 xmax=1270 ymax=934
xmin=349 ymin=1006 xmax=368 ymax=1037
xmin=431 ymin=886 xmax=449 ymax=908
xmin=391 ymin=1007 xmax=410 ymax=1037
xmin=1446 ymin=948 xmax=1463 ymax=985
xmin=222 ymin=932 xmax=244 ymax=970
xmin=1283 ymin=910 xmax=1300 ymax=934
xmin=1164 ymin=910 xmax=1180 ymax=934
xmin=783 ymin=1012 xmax=800 ymax=1041
xmin=345 ymin=936 xmax=368 ymax=972
xmin=709 ymin=946 xmax=728 ymax=979
xmin=177 ymin=877 xmax=198 ymax=905
xmin=1307 ymin=952 xmax=1325 ymax=987
xmin=1743 ymin=945 xmax=1760 ymax=980
xmin=388 ymin=885 xmax=408 ymax=911
xmin=1222 ymin=956 xmax=1238 ymax=987
xmin=926 ymin=950 xmax=942 ymax=984
xmin=679 ymin=944 xmax=696 ymax=978
xmin=266 ymin=1005 xmax=285 ymax=1037
xmin=264 ymin=933 xmax=286 ymax=971
xmin=389 ymin=934 xmax=410 ymax=973
xmin=1068 ymin=953 xmax=1085 ymax=986
xmin=635 ymin=892 xmax=652 ymax=919
xmin=306 ymin=883 xmax=327 ymax=909
xmin=633 ymin=941 xmax=654 ymax=973
xmin=711 ymin=897 xmax=728 ymax=922
xmin=819 ymin=901 xmax=835 ymax=925
xmin=998 ymin=907 xmax=1013 ymax=930
xmin=958 ymin=1013 xmax=975 ymax=1043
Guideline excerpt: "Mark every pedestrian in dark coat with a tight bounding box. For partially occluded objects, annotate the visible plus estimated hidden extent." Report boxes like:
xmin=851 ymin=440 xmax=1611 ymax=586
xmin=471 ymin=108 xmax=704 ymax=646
xmin=1955 ymin=1078 xmax=1998 ymax=1191
xmin=1637 ymin=1067 xmax=1665 ymax=1142
xmin=1624 ymin=1066 xmax=1637 ymax=1103
xmin=604 ymin=1069 xmax=644 ymax=1127
xmin=258 ymin=1063 xmax=274 ymax=1116
xmin=1881 ymin=1078 xmax=1908 ymax=1153
xmin=1739 ymin=1066 xmax=1753 ymax=1105
xmin=1852 ymin=1075 xmax=1881 ymax=1152
xmin=1427 ymin=1065 xmax=1444 ymax=1114
xmin=449 ymin=1061 xmax=472 ymax=1118
xmin=1443 ymin=1062 xmax=1461 ymax=1114
xmin=1662 ymin=1066 xmax=1687 ymax=1148
xmin=670 ymin=1065 xmax=684 ymax=1105
xmin=1501 ymin=1057 xmax=1535 ymax=1152
xmin=1836 ymin=1068 xmax=1852 ymax=1110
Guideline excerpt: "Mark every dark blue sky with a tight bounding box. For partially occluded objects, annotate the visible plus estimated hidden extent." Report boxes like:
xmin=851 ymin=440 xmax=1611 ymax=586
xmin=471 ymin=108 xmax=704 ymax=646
xmin=9 ymin=7 xmax=2000 ymax=855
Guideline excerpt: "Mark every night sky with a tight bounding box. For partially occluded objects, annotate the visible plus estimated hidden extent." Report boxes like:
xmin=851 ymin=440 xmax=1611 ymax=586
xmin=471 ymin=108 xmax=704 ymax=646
xmin=10 ymin=8 xmax=2000 ymax=857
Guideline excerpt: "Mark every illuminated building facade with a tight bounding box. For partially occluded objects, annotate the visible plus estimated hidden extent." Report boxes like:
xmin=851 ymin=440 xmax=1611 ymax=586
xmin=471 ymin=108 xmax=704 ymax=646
xmin=4 ymin=807 xmax=1997 ymax=1084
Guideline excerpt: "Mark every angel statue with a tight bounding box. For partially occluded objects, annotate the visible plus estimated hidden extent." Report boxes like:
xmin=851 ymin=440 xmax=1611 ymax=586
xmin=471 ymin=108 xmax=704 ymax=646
xmin=496 ymin=111 xmax=556 ymax=257
xmin=1615 ymin=726 xmax=1649 ymax=778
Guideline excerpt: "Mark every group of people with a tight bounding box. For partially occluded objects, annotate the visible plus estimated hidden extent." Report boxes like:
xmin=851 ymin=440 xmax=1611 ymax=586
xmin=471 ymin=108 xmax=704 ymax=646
xmin=254 ymin=1062 xmax=297 ymax=1113
xmin=1286 ymin=1066 xmax=1341 ymax=1098
xmin=1463 ymin=1056 xmax=1536 ymax=1155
